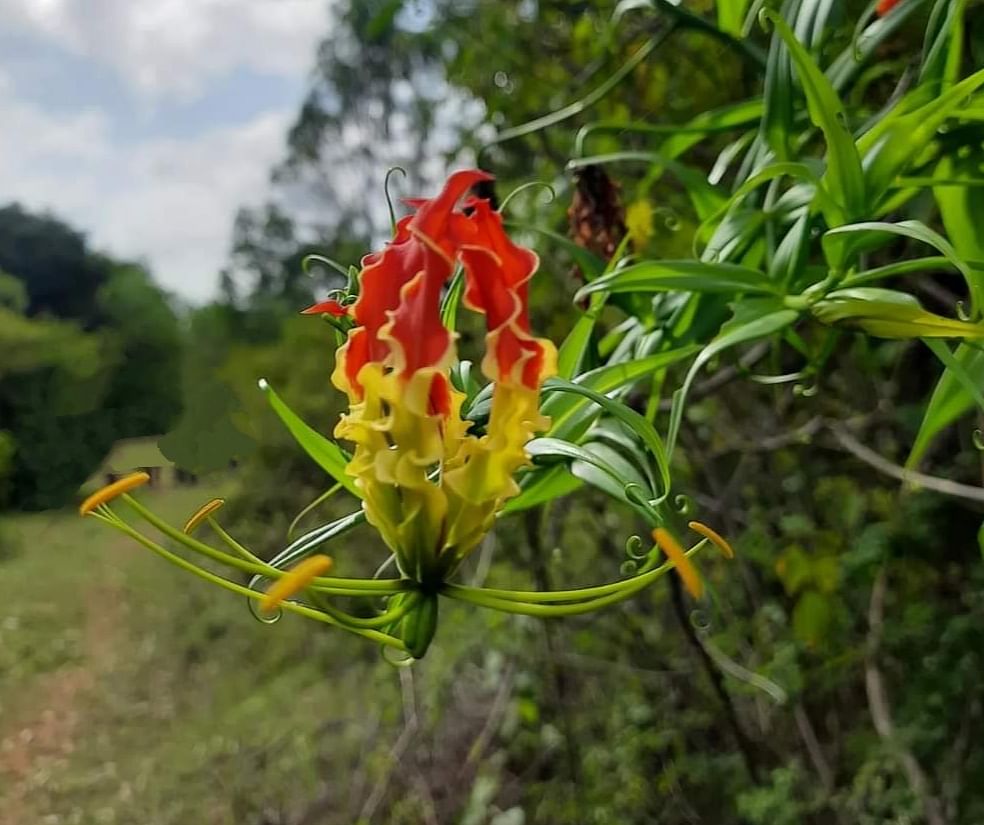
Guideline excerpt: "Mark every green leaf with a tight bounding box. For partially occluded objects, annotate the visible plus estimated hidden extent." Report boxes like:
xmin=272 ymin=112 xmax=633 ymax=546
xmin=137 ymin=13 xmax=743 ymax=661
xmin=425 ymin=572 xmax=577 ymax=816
xmin=696 ymin=160 xmax=836 ymax=251
xmin=557 ymin=299 xmax=603 ymax=380
xmin=525 ymin=437 xmax=655 ymax=519
xmin=503 ymin=465 xmax=582 ymax=514
xmin=260 ymin=379 xmax=361 ymax=499
xmin=761 ymin=2 xmax=796 ymax=161
xmin=717 ymin=0 xmax=753 ymax=36
xmin=261 ymin=509 xmax=367 ymax=576
xmin=859 ymin=66 xmax=984 ymax=208
xmin=822 ymin=220 xmax=983 ymax=315
xmin=826 ymin=0 xmax=928 ymax=91
xmin=576 ymin=260 xmax=779 ymax=300
xmin=545 ymin=347 xmax=701 ymax=440
xmin=440 ymin=266 xmax=466 ymax=329
xmin=771 ymin=212 xmax=812 ymax=288
xmin=762 ymin=10 xmax=865 ymax=223
xmin=921 ymin=0 xmax=963 ymax=87
xmin=811 ymin=289 xmax=984 ymax=338
xmin=660 ymin=98 xmax=764 ymax=160
xmin=667 ymin=302 xmax=799 ymax=456
xmin=908 ymin=343 xmax=984 ymax=468
xmin=841 ymin=256 xmax=956 ymax=288
xmin=542 ymin=378 xmax=672 ymax=501
xmin=935 ymin=152 xmax=984 ymax=266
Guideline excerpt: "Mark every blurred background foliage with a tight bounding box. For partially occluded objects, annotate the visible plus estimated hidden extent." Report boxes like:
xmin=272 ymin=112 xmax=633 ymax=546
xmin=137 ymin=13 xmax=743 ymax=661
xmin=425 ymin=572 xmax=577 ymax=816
xmin=2 ymin=1 xmax=984 ymax=823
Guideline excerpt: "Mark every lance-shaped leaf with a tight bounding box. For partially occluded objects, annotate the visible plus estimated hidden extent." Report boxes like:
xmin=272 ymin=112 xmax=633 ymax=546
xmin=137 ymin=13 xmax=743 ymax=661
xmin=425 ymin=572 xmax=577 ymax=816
xmin=762 ymin=10 xmax=865 ymax=224
xmin=503 ymin=465 xmax=582 ymax=514
xmin=920 ymin=0 xmax=963 ymax=88
xmin=545 ymin=347 xmax=701 ymax=441
xmin=859 ymin=66 xmax=984 ymax=209
xmin=717 ymin=0 xmax=753 ymax=36
xmin=811 ymin=289 xmax=984 ymax=338
xmin=576 ymin=260 xmax=779 ymax=300
xmin=525 ymin=438 xmax=655 ymax=521
xmin=503 ymin=348 xmax=698 ymax=513
xmin=825 ymin=0 xmax=927 ymax=91
xmin=667 ymin=300 xmax=799 ymax=456
xmin=658 ymin=98 xmax=764 ymax=160
xmin=935 ymin=152 xmax=984 ymax=272
xmin=822 ymin=220 xmax=983 ymax=316
xmin=259 ymin=379 xmax=361 ymax=499
xmin=541 ymin=377 xmax=672 ymax=501
xmin=908 ymin=343 xmax=984 ymax=468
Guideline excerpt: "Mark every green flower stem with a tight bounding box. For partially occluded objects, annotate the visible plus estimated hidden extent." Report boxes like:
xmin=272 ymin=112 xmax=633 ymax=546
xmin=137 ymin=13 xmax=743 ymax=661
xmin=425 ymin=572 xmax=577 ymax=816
xmin=574 ymin=121 xmax=750 ymax=158
xmin=443 ymin=560 xmax=673 ymax=617
xmin=443 ymin=540 xmax=706 ymax=609
xmin=287 ymin=483 xmax=342 ymax=540
xmin=95 ymin=513 xmax=407 ymax=651
xmin=310 ymin=591 xmax=421 ymax=630
xmin=480 ymin=32 xmax=668 ymax=155
xmin=206 ymin=517 xmax=268 ymax=567
xmin=123 ymin=495 xmax=270 ymax=575
xmin=120 ymin=496 xmax=406 ymax=594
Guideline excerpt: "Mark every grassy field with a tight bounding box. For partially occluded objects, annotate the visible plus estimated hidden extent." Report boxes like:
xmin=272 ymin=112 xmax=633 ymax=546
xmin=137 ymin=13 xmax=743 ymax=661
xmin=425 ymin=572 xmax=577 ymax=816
xmin=0 ymin=484 xmax=419 ymax=825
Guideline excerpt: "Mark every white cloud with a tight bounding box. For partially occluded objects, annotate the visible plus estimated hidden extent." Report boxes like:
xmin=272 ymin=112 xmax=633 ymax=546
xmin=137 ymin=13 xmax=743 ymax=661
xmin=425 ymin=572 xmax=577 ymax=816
xmin=0 ymin=0 xmax=328 ymax=101
xmin=0 ymin=82 xmax=291 ymax=301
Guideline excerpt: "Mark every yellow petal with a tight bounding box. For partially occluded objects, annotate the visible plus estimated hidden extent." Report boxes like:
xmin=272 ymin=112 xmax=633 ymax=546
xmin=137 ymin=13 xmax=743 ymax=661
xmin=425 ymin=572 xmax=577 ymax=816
xmin=688 ymin=520 xmax=735 ymax=559
xmin=183 ymin=498 xmax=225 ymax=534
xmin=261 ymin=555 xmax=333 ymax=615
xmin=652 ymin=527 xmax=703 ymax=599
xmin=79 ymin=472 xmax=151 ymax=516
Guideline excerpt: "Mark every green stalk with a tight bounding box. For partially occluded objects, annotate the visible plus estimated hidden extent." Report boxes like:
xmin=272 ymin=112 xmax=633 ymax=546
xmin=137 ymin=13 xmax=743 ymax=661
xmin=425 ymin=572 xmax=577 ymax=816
xmin=207 ymin=517 xmax=268 ymax=566
xmin=120 ymin=496 xmax=406 ymax=594
xmin=480 ymin=31 xmax=669 ymax=156
xmin=310 ymin=592 xmax=421 ymax=630
xmin=100 ymin=515 xmax=407 ymax=651
xmin=443 ymin=540 xmax=706 ymax=606
xmin=442 ymin=559 xmax=676 ymax=616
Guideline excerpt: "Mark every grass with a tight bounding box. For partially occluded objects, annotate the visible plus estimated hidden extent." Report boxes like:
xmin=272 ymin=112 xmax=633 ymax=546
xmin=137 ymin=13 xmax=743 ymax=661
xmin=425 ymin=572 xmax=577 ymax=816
xmin=0 ymin=483 xmax=411 ymax=825
xmin=0 ymin=482 xmax=591 ymax=824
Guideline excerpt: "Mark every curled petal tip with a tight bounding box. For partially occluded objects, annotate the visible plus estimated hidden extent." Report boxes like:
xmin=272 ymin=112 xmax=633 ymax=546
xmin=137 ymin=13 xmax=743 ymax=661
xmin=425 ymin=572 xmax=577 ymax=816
xmin=79 ymin=471 xmax=151 ymax=516
xmin=261 ymin=555 xmax=334 ymax=615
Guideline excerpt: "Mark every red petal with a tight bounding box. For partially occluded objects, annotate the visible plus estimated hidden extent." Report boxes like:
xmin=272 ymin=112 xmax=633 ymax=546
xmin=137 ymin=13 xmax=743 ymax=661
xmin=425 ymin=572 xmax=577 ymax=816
xmin=341 ymin=170 xmax=495 ymax=399
xmin=301 ymin=299 xmax=348 ymax=317
xmin=457 ymin=199 xmax=551 ymax=389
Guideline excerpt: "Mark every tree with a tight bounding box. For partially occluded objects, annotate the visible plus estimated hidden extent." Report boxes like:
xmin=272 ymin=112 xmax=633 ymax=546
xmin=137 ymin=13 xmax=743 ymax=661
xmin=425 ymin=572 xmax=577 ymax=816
xmin=0 ymin=207 xmax=183 ymax=510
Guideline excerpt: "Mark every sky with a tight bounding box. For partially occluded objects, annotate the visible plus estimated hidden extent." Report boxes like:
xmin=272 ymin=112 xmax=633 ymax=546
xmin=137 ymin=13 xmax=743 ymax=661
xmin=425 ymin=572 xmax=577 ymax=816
xmin=0 ymin=0 xmax=331 ymax=302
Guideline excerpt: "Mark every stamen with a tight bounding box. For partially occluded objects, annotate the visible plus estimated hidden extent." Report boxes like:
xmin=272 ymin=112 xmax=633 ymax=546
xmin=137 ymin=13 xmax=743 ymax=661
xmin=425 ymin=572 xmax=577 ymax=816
xmin=262 ymin=555 xmax=334 ymax=615
xmin=183 ymin=498 xmax=226 ymax=534
xmin=79 ymin=472 xmax=151 ymax=516
xmin=652 ymin=528 xmax=703 ymax=599
xmin=688 ymin=521 xmax=735 ymax=559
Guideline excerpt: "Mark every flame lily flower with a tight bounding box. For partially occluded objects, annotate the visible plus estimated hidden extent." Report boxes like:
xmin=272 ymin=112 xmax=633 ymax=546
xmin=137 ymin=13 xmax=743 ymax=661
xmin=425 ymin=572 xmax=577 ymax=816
xmin=80 ymin=170 xmax=730 ymax=659
xmin=331 ymin=170 xmax=556 ymax=586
